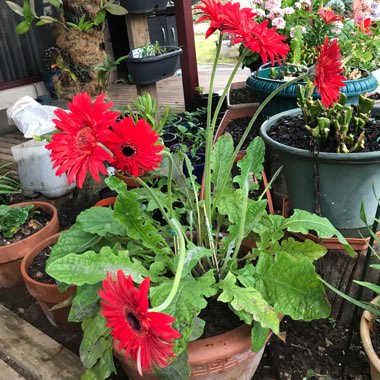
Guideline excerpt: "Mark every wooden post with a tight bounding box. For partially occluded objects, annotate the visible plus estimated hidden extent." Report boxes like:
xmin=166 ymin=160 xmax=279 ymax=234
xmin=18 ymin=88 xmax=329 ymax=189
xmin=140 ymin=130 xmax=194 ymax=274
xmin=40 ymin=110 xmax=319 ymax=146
xmin=174 ymin=0 xmax=200 ymax=110
xmin=125 ymin=14 xmax=158 ymax=99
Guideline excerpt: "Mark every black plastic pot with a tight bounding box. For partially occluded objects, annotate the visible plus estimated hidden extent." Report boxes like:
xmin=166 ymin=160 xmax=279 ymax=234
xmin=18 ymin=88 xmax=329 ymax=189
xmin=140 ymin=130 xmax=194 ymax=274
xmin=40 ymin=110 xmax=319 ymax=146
xmin=42 ymin=70 xmax=61 ymax=99
xmin=120 ymin=0 xmax=167 ymax=13
xmin=189 ymin=93 xmax=227 ymax=114
xmin=162 ymin=132 xmax=177 ymax=148
xmin=127 ymin=47 xmax=182 ymax=85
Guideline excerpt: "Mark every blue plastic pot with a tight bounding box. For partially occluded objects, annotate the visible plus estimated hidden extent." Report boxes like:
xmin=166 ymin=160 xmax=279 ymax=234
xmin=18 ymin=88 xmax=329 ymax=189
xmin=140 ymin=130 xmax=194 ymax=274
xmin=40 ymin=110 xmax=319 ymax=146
xmin=183 ymin=153 xmax=206 ymax=184
xmin=246 ymin=64 xmax=378 ymax=116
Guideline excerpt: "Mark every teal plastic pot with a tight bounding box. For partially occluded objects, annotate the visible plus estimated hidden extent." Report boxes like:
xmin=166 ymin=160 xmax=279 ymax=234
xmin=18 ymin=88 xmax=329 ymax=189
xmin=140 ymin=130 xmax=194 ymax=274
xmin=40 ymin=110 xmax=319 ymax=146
xmin=260 ymin=109 xmax=380 ymax=238
xmin=247 ymin=64 xmax=378 ymax=116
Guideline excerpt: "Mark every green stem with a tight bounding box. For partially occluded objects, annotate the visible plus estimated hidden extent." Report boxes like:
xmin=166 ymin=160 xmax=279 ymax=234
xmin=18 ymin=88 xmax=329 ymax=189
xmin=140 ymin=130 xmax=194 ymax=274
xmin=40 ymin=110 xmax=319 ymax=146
xmin=136 ymin=177 xmax=171 ymax=226
xmin=212 ymin=72 xmax=309 ymax=214
xmin=162 ymin=151 xmax=174 ymax=218
xmin=149 ymin=219 xmax=186 ymax=313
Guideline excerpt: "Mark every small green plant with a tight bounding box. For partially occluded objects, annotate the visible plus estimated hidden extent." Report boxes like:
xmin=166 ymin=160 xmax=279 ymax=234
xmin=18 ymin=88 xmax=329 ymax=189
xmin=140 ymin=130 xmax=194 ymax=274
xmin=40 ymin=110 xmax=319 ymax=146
xmin=297 ymin=85 xmax=375 ymax=153
xmin=303 ymin=369 xmax=333 ymax=380
xmin=94 ymin=54 xmax=128 ymax=94
xmin=136 ymin=42 xmax=172 ymax=58
xmin=0 ymin=162 xmax=20 ymax=200
xmin=66 ymin=14 xmax=96 ymax=32
xmin=327 ymin=317 xmax=337 ymax=328
xmin=0 ymin=204 xmax=34 ymax=238
xmin=125 ymin=93 xmax=171 ymax=135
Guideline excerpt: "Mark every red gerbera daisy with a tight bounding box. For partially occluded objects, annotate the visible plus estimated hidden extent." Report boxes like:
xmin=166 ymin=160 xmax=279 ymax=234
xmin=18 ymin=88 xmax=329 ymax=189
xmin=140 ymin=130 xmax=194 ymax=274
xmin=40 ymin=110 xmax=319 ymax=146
xmin=104 ymin=117 xmax=163 ymax=177
xmin=100 ymin=271 xmax=181 ymax=374
xmin=311 ymin=37 xmax=346 ymax=108
xmin=46 ymin=93 xmax=119 ymax=188
xmin=317 ymin=8 xmax=343 ymax=23
xmin=194 ymin=0 xmax=226 ymax=38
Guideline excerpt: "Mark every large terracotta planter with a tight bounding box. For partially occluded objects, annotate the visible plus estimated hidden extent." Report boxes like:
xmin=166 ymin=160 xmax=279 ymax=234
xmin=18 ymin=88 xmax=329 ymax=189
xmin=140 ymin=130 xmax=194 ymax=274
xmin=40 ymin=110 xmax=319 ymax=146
xmin=360 ymin=295 xmax=380 ymax=379
xmin=114 ymin=324 xmax=269 ymax=380
xmin=20 ymin=233 xmax=78 ymax=331
xmin=0 ymin=201 xmax=59 ymax=288
xmin=214 ymin=107 xmax=274 ymax=214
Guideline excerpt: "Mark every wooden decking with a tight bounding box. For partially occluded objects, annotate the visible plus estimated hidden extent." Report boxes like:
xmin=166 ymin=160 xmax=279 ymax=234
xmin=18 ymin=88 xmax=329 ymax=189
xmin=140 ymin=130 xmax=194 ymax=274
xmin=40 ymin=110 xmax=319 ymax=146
xmin=0 ymin=304 xmax=83 ymax=380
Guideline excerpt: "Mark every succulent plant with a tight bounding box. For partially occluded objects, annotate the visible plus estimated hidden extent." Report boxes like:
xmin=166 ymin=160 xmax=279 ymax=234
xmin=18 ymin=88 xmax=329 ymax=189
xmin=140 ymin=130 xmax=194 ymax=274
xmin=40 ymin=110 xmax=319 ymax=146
xmin=327 ymin=0 xmax=346 ymax=15
xmin=297 ymin=85 xmax=376 ymax=153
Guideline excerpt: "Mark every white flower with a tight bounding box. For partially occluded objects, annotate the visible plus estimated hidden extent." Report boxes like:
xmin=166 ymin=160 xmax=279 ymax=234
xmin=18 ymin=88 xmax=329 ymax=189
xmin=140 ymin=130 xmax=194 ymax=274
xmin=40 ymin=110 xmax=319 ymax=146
xmin=294 ymin=2 xmax=302 ymax=9
xmin=272 ymin=16 xmax=286 ymax=29
xmin=253 ymin=7 xmax=266 ymax=16
xmin=283 ymin=6 xmax=295 ymax=14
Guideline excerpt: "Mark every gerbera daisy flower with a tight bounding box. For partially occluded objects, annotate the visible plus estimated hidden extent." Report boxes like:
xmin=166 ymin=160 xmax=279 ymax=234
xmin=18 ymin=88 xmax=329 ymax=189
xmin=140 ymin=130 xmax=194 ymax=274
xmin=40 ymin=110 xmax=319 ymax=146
xmin=104 ymin=117 xmax=163 ymax=177
xmin=100 ymin=271 xmax=181 ymax=374
xmin=194 ymin=0 xmax=226 ymax=38
xmin=309 ymin=36 xmax=346 ymax=108
xmin=317 ymin=8 xmax=343 ymax=23
xmin=46 ymin=93 xmax=119 ymax=188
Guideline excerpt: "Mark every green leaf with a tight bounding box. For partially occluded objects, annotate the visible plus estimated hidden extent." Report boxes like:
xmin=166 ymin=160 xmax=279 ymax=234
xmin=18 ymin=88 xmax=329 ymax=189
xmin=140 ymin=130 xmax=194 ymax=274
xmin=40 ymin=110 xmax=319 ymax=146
xmin=104 ymin=4 xmax=128 ymax=15
xmin=217 ymin=189 xmax=245 ymax=224
xmin=354 ymin=280 xmax=380 ymax=295
xmin=178 ymin=242 xmax=213 ymax=276
xmin=284 ymin=210 xmax=355 ymax=256
xmin=29 ymin=0 xmax=37 ymax=17
xmin=150 ymin=271 xmax=216 ymax=354
xmin=6 ymin=1 xmax=24 ymax=16
xmin=68 ymin=283 xmax=101 ymax=322
xmin=217 ymin=272 xmax=279 ymax=334
xmin=94 ymin=10 xmax=106 ymax=25
xmin=46 ymin=226 xmax=102 ymax=267
xmin=254 ymin=252 xmax=331 ymax=321
xmin=188 ymin=317 xmax=205 ymax=341
xmin=251 ymin=322 xmax=270 ymax=353
xmin=234 ymin=137 xmax=264 ymax=189
xmin=211 ymin=133 xmax=234 ymax=193
xmin=106 ymin=177 xmax=170 ymax=256
xmin=48 ymin=0 xmax=61 ymax=7
xmin=47 ymin=247 xmax=147 ymax=285
xmin=153 ymin=350 xmax=190 ymax=380
xmin=80 ymin=314 xmax=111 ymax=369
xmin=15 ymin=20 xmax=31 ymax=34
xmin=76 ymin=207 xmax=127 ymax=237
xmin=38 ymin=15 xmax=57 ymax=24
xmin=22 ymin=0 xmax=33 ymax=22
xmin=278 ymin=237 xmax=327 ymax=261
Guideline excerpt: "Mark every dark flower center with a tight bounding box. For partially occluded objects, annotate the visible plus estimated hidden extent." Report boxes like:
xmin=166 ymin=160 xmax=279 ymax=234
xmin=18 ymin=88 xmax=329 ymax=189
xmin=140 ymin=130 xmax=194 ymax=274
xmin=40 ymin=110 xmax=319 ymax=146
xmin=122 ymin=145 xmax=136 ymax=157
xmin=126 ymin=312 xmax=141 ymax=331
xmin=76 ymin=127 xmax=95 ymax=150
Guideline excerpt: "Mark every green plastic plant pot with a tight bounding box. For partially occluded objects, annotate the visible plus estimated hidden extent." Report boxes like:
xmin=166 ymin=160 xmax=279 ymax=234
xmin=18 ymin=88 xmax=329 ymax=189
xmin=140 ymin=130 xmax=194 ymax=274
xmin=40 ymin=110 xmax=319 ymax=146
xmin=247 ymin=64 xmax=378 ymax=116
xmin=260 ymin=109 xmax=380 ymax=238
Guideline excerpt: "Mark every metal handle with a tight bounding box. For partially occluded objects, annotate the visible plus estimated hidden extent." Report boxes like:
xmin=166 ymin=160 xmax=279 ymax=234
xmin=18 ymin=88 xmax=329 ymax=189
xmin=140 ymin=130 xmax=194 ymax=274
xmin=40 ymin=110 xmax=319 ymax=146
xmin=171 ymin=27 xmax=176 ymax=43
xmin=161 ymin=28 xmax=166 ymax=43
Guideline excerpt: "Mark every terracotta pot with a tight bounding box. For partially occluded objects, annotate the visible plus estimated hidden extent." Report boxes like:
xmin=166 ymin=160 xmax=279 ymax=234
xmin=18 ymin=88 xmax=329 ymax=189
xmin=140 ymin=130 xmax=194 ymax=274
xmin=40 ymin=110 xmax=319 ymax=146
xmin=360 ymin=295 xmax=380 ymax=379
xmin=114 ymin=324 xmax=269 ymax=380
xmin=227 ymin=81 xmax=260 ymax=110
xmin=20 ymin=233 xmax=79 ymax=331
xmin=213 ymin=107 xmax=274 ymax=215
xmin=0 ymin=201 xmax=59 ymax=288
xmin=115 ymin=171 xmax=160 ymax=188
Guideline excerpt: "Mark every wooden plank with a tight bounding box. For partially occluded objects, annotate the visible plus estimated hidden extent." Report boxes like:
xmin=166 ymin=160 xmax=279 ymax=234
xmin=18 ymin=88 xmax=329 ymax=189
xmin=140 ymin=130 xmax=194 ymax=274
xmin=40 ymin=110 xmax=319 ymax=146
xmin=0 ymin=153 xmax=13 ymax=162
xmin=0 ymin=359 xmax=25 ymax=379
xmin=0 ymin=305 xmax=84 ymax=380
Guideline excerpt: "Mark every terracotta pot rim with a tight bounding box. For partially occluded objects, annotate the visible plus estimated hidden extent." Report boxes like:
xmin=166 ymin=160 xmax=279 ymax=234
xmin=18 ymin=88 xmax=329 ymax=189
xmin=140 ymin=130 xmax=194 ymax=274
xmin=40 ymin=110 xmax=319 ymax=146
xmin=20 ymin=232 xmax=61 ymax=290
xmin=0 ymin=201 xmax=59 ymax=264
xmin=360 ymin=295 xmax=380 ymax=372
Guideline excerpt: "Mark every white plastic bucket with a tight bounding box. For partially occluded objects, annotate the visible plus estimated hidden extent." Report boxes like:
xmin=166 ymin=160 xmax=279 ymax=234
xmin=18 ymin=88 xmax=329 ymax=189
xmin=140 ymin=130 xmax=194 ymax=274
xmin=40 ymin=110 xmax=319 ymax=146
xmin=11 ymin=140 xmax=76 ymax=198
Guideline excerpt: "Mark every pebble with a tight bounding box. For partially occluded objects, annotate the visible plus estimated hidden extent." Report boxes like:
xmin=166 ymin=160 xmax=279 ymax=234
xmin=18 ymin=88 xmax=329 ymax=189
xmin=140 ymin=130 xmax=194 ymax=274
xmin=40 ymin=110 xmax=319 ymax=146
xmin=318 ymin=346 xmax=326 ymax=353
xmin=18 ymin=308 xmax=25 ymax=314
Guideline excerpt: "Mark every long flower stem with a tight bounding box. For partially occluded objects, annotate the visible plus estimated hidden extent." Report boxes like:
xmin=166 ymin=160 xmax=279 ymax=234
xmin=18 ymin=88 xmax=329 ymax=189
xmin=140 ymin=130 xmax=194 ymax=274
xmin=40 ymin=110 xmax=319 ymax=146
xmin=212 ymin=72 xmax=309 ymax=214
xmin=162 ymin=150 xmax=174 ymax=218
xmin=149 ymin=218 xmax=186 ymax=313
xmin=136 ymin=177 xmax=171 ymax=226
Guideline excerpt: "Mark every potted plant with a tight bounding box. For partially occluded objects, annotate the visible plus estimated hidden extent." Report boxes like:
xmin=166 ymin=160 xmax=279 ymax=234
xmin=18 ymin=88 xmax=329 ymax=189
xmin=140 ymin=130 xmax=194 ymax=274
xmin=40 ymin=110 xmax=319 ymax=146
xmin=127 ymin=42 xmax=182 ymax=85
xmin=20 ymin=233 xmax=78 ymax=331
xmin=227 ymin=81 xmax=260 ymax=110
xmin=42 ymin=1 xmax=355 ymax=378
xmin=260 ymin=62 xmax=380 ymax=238
xmin=0 ymin=202 xmax=59 ymax=288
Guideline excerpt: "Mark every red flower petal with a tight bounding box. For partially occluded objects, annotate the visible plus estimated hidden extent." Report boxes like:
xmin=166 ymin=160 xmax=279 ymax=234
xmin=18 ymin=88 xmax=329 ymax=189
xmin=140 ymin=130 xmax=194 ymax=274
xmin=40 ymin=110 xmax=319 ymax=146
xmin=100 ymin=271 xmax=181 ymax=373
xmin=312 ymin=37 xmax=346 ymax=108
xmin=317 ymin=8 xmax=343 ymax=23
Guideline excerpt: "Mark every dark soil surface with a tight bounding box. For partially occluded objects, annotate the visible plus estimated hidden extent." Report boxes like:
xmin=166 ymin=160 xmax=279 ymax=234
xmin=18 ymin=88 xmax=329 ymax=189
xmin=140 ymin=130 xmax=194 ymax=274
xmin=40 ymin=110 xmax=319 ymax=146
xmin=27 ymin=247 xmax=55 ymax=284
xmin=0 ymin=208 xmax=51 ymax=247
xmin=369 ymin=92 xmax=380 ymax=101
xmin=269 ymin=114 xmax=380 ymax=153
xmin=225 ymin=114 xmax=266 ymax=150
xmin=256 ymin=317 xmax=370 ymax=379
xmin=230 ymin=87 xmax=260 ymax=105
